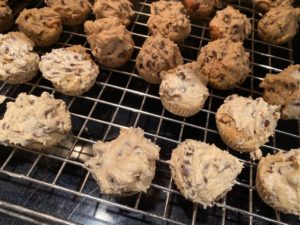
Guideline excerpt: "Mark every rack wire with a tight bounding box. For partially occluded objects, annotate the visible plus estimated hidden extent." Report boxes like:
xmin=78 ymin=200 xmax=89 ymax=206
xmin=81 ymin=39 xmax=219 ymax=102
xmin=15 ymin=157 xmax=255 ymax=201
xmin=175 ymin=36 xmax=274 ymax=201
xmin=0 ymin=0 xmax=299 ymax=224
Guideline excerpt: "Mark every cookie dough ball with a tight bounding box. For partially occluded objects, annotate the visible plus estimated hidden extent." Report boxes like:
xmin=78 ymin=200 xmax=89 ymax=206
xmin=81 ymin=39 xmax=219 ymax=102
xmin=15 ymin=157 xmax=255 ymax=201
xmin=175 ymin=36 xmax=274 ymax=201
xmin=93 ymin=0 xmax=134 ymax=26
xmin=85 ymin=127 xmax=160 ymax=195
xmin=209 ymin=6 xmax=251 ymax=42
xmin=197 ymin=38 xmax=250 ymax=90
xmin=0 ymin=32 xmax=40 ymax=84
xmin=136 ymin=35 xmax=183 ymax=84
xmin=0 ymin=0 xmax=12 ymax=32
xmin=170 ymin=140 xmax=243 ymax=208
xmin=159 ymin=62 xmax=209 ymax=117
xmin=216 ymin=95 xmax=281 ymax=160
xmin=260 ymin=65 xmax=300 ymax=120
xmin=39 ymin=45 xmax=99 ymax=96
xmin=148 ymin=0 xmax=191 ymax=43
xmin=0 ymin=92 xmax=72 ymax=150
xmin=256 ymin=149 xmax=300 ymax=216
xmin=16 ymin=7 xmax=63 ymax=47
xmin=84 ymin=17 xmax=134 ymax=68
xmin=252 ymin=0 xmax=293 ymax=13
xmin=183 ymin=0 xmax=216 ymax=19
xmin=45 ymin=0 xmax=91 ymax=25
xmin=258 ymin=6 xmax=300 ymax=45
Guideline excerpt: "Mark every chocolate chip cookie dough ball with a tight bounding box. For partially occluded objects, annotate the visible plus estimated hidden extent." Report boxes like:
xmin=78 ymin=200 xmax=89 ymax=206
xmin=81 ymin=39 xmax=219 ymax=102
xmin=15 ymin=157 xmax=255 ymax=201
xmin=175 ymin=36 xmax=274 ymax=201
xmin=209 ymin=6 xmax=251 ymax=42
xmin=136 ymin=35 xmax=183 ymax=84
xmin=39 ymin=45 xmax=99 ymax=96
xmin=197 ymin=38 xmax=250 ymax=90
xmin=84 ymin=17 xmax=134 ymax=68
xmin=0 ymin=92 xmax=72 ymax=150
xmin=258 ymin=6 xmax=300 ymax=45
xmin=260 ymin=64 xmax=300 ymax=120
xmin=148 ymin=0 xmax=191 ymax=43
xmin=93 ymin=0 xmax=134 ymax=26
xmin=252 ymin=0 xmax=293 ymax=13
xmin=0 ymin=0 xmax=12 ymax=32
xmin=0 ymin=32 xmax=40 ymax=84
xmin=45 ymin=0 xmax=91 ymax=25
xmin=256 ymin=149 xmax=300 ymax=216
xmin=183 ymin=0 xmax=216 ymax=19
xmin=169 ymin=140 xmax=243 ymax=208
xmin=85 ymin=127 xmax=160 ymax=195
xmin=216 ymin=95 xmax=281 ymax=160
xmin=159 ymin=62 xmax=209 ymax=117
xmin=16 ymin=7 xmax=63 ymax=47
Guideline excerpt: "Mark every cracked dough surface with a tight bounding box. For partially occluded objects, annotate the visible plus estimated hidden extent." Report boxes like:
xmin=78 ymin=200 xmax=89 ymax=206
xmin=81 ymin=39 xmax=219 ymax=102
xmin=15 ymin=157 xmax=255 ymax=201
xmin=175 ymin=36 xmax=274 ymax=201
xmin=0 ymin=92 xmax=72 ymax=150
xmin=170 ymin=139 xmax=243 ymax=208
xmin=0 ymin=0 xmax=12 ymax=32
xmin=85 ymin=127 xmax=160 ymax=195
xmin=183 ymin=0 xmax=216 ymax=19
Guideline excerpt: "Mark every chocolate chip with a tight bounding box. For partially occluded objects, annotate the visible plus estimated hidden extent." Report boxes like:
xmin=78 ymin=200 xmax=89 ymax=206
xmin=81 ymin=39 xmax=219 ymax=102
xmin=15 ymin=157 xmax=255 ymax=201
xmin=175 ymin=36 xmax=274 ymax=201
xmin=264 ymin=120 xmax=270 ymax=127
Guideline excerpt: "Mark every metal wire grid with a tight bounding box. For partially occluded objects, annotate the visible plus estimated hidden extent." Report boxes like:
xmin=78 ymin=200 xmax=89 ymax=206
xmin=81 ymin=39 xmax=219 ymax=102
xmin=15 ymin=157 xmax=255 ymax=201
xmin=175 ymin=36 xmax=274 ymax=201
xmin=0 ymin=0 xmax=299 ymax=224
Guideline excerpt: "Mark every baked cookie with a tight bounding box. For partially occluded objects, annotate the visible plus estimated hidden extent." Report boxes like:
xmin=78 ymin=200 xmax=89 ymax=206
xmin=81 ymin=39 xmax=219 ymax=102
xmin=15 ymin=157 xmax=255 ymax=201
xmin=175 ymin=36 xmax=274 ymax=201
xmin=84 ymin=17 xmax=134 ymax=68
xmin=39 ymin=45 xmax=99 ymax=96
xmin=93 ymin=0 xmax=134 ymax=26
xmin=0 ymin=92 xmax=72 ymax=150
xmin=16 ymin=7 xmax=63 ymax=47
xmin=0 ymin=32 xmax=40 ymax=84
xmin=0 ymin=0 xmax=12 ymax=32
xmin=197 ymin=38 xmax=250 ymax=90
xmin=252 ymin=0 xmax=293 ymax=13
xmin=148 ymin=0 xmax=191 ymax=43
xmin=209 ymin=5 xmax=251 ymax=42
xmin=256 ymin=149 xmax=300 ymax=216
xmin=260 ymin=64 xmax=300 ymax=120
xmin=169 ymin=140 xmax=243 ymax=208
xmin=45 ymin=0 xmax=91 ymax=25
xmin=216 ymin=95 xmax=281 ymax=160
xmin=136 ymin=35 xmax=183 ymax=84
xmin=183 ymin=0 xmax=216 ymax=19
xmin=258 ymin=6 xmax=300 ymax=45
xmin=85 ymin=127 xmax=160 ymax=195
xmin=159 ymin=62 xmax=209 ymax=117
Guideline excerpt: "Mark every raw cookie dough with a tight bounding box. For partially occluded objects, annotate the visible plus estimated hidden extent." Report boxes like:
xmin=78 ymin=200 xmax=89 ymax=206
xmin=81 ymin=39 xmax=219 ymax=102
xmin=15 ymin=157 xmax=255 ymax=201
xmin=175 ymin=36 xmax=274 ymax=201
xmin=0 ymin=32 xmax=40 ymax=84
xmin=16 ymin=7 xmax=63 ymax=47
xmin=256 ymin=149 xmax=300 ymax=216
xmin=93 ymin=0 xmax=134 ymax=26
xmin=216 ymin=94 xmax=281 ymax=160
xmin=197 ymin=38 xmax=250 ymax=90
xmin=183 ymin=0 xmax=216 ymax=19
xmin=136 ymin=35 xmax=183 ymax=84
xmin=252 ymin=0 xmax=293 ymax=13
xmin=147 ymin=0 xmax=191 ymax=43
xmin=169 ymin=140 xmax=243 ymax=208
xmin=84 ymin=17 xmax=134 ymax=68
xmin=209 ymin=5 xmax=251 ymax=42
xmin=0 ymin=0 xmax=12 ymax=32
xmin=85 ymin=127 xmax=160 ymax=195
xmin=258 ymin=6 xmax=300 ymax=45
xmin=45 ymin=0 xmax=91 ymax=25
xmin=260 ymin=64 xmax=300 ymax=120
xmin=159 ymin=62 xmax=209 ymax=117
xmin=39 ymin=45 xmax=99 ymax=96
xmin=0 ymin=92 xmax=72 ymax=150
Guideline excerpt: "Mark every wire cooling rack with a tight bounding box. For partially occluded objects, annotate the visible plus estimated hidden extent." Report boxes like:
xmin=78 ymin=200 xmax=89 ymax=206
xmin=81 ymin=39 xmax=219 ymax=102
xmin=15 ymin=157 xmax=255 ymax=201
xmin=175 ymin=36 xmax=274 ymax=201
xmin=0 ymin=0 xmax=299 ymax=225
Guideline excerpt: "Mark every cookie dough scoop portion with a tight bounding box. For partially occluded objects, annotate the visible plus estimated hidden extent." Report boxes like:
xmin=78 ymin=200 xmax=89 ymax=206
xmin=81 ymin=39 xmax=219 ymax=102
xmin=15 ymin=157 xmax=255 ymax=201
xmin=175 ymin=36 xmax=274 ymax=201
xmin=39 ymin=45 xmax=99 ymax=96
xmin=169 ymin=140 xmax=243 ymax=208
xmin=136 ymin=35 xmax=183 ymax=84
xmin=0 ymin=32 xmax=40 ymax=84
xmin=259 ymin=64 xmax=300 ymax=120
xmin=256 ymin=149 xmax=300 ymax=216
xmin=0 ymin=0 xmax=12 ymax=32
xmin=159 ymin=62 xmax=209 ymax=117
xmin=0 ymin=92 xmax=72 ymax=150
xmin=93 ymin=0 xmax=134 ymax=26
xmin=183 ymin=0 xmax=217 ymax=19
xmin=45 ymin=0 xmax=91 ymax=25
xmin=258 ymin=6 xmax=300 ymax=45
xmin=197 ymin=38 xmax=250 ymax=90
xmin=84 ymin=17 xmax=134 ymax=68
xmin=216 ymin=95 xmax=281 ymax=160
xmin=85 ymin=127 xmax=160 ymax=195
xmin=16 ymin=7 xmax=63 ymax=47
xmin=252 ymin=0 xmax=293 ymax=13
